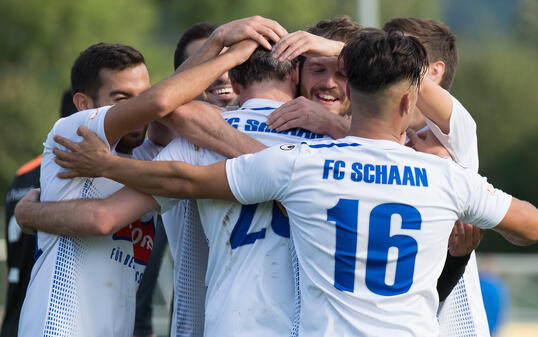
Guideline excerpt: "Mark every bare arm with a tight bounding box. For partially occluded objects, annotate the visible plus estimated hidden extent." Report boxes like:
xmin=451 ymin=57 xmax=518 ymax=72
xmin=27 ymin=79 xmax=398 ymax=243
xmin=104 ymin=40 xmax=258 ymax=146
xmin=494 ymin=197 xmax=538 ymax=245
xmin=178 ymin=16 xmax=287 ymax=72
xmin=53 ymin=129 xmax=234 ymax=200
xmin=162 ymin=101 xmax=266 ymax=158
xmin=15 ymin=187 xmax=159 ymax=236
xmin=416 ymin=77 xmax=453 ymax=134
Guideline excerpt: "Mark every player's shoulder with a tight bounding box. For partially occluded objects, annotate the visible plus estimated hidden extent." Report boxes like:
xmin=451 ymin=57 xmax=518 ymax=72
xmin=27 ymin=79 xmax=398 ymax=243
xmin=51 ymin=106 xmax=112 ymax=136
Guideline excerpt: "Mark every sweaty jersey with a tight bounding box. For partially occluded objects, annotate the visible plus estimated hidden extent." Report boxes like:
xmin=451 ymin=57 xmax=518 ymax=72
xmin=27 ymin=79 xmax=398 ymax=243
xmin=226 ymin=136 xmax=512 ymax=337
xmin=154 ymin=98 xmax=329 ymax=337
xmin=19 ymin=106 xmax=158 ymax=337
xmin=425 ymin=95 xmax=490 ymax=337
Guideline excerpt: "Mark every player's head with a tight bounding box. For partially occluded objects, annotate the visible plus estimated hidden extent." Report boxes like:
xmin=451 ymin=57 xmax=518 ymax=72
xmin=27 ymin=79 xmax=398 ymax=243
xmin=229 ymin=46 xmax=299 ymax=103
xmin=174 ymin=22 xmax=238 ymax=107
xmin=60 ymin=89 xmax=77 ymax=118
xmin=383 ymin=18 xmax=458 ymax=90
xmin=341 ymin=29 xmax=428 ymax=132
xmin=300 ymin=16 xmax=362 ymax=116
xmin=71 ymin=43 xmax=151 ymax=153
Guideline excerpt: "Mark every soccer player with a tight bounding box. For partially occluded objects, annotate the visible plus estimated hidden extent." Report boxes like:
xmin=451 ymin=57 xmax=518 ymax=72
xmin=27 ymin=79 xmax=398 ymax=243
xmin=0 ymin=89 xmax=76 ymax=337
xmin=16 ymin=34 xmax=266 ymax=337
xmin=383 ymin=18 xmax=489 ymax=336
xmin=19 ymin=30 xmax=538 ymax=336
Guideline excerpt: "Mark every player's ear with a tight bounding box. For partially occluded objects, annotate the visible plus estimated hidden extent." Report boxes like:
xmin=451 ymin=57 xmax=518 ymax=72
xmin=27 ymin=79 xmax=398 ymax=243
xmin=291 ymin=62 xmax=300 ymax=86
xmin=427 ymin=61 xmax=445 ymax=86
xmin=399 ymin=91 xmax=412 ymax=118
xmin=73 ymin=92 xmax=94 ymax=111
xmin=345 ymin=83 xmax=351 ymax=100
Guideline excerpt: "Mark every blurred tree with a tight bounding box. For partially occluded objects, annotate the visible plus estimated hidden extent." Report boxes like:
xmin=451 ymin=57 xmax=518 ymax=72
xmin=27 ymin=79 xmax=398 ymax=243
xmin=155 ymin=0 xmax=355 ymax=34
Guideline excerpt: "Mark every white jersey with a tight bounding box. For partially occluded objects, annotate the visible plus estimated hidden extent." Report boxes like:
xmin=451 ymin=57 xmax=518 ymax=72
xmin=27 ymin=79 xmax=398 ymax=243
xmin=154 ymin=98 xmax=329 ymax=337
xmin=425 ymin=95 xmax=490 ymax=337
xmin=226 ymin=136 xmax=512 ymax=337
xmin=19 ymin=106 xmax=157 ymax=337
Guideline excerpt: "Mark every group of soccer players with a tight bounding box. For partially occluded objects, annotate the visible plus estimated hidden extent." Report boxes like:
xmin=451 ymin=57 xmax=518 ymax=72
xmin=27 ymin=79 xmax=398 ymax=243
xmin=11 ymin=14 xmax=538 ymax=337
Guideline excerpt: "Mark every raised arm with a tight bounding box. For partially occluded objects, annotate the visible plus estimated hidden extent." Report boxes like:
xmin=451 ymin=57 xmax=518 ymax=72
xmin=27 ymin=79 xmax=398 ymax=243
xmin=416 ymin=76 xmax=453 ymax=134
xmin=15 ymin=187 xmax=159 ymax=236
xmin=103 ymin=39 xmax=258 ymax=146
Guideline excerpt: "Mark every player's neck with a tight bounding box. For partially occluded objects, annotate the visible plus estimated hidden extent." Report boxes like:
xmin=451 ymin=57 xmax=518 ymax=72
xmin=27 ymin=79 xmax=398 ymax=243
xmin=349 ymin=113 xmax=403 ymax=144
xmin=239 ymin=80 xmax=295 ymax=105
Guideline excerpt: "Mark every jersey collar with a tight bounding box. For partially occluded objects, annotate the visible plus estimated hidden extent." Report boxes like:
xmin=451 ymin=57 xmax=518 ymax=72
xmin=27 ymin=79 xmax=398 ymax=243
xmin=240 ymin=98 xmax=285 ymax=110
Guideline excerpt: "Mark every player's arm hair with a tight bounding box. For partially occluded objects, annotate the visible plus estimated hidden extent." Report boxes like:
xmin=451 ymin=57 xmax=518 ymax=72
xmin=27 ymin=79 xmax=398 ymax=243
xmin=417 ymin=76 xmax=453 ymax=134
xmin=436 ymin=252 xmax=471 ymax=302
xmin=99 ymin=155 xmax=235 ymax=201
xmin=104 ymin=48 xmax=248 ymax=146
xmin=494 ymin=197 xmax=538 ymax=246
xmin=14 ymin=187 xmax=159 ymax=236
xmin=162 ymin=101 xmax=267 ymax=158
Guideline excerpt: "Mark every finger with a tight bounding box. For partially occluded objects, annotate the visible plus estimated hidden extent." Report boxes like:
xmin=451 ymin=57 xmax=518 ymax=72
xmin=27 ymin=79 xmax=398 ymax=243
xmin=279 ymin=40 xmax=306 ymax=61
xmin=246 ymin=28 xmax=272 ymax=50
xmin=53 ymin=148 xmax=75 ymax=161
xmin=77 ymin=125 xmax=93 ymax=138
xmin=57 ymin=170 xmax=82 ymax=179
xmin=253 ymin=24 xmax=281 ymax=44
xmin=54 ymin=135 xmax=79 ymax=152
xmin=406 ymin=129 xmax=421 ymax=148
xmin=272 ymin=32 xmax=303 ymax=59
xmin=267 ymin=101 xmax=296 ymax=126
xmin=54 ymin=158 xmax=76 ymax=170
xmin=261 ymin=18 xmax=288 ymax=38
xmin=271 ymin=109 xmax=302 ymax=130
xmin=276 ymin=118 xmax=304 ymax=132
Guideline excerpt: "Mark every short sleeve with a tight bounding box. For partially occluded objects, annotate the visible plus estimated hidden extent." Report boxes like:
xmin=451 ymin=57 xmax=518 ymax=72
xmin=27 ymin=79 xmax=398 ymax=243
xmin=424 ymin=95 xmax=479 ymax=171
xmin=84 ymin=105 xmax=114 ymax=150
xmin=226 ymin=143 xmax=299 ymax=205
xmin=453 ymin=165 xmax=512 ymax=229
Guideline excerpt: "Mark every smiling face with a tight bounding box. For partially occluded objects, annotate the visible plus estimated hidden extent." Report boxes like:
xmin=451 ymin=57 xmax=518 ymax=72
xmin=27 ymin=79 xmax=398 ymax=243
xmin=185 ymin=38 xmax=238 ymax=107
xmin=299 ymin=55 xmax=350 ymax=116
xmin=94 ymin=63 xmax=151 ymax=153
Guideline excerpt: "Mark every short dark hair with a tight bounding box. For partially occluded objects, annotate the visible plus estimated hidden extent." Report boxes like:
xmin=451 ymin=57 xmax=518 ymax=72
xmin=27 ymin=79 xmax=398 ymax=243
xmin=174 ymin=22 xmax=217 ymax=69
xmin=60 ymin=89 xmax=77 ymax=118
xmin=229 ymin=46 xmax=297 ymax=87
xmin=307 ymin=16 xmax=362 ymax=43
xmin=71 ymin=43 xmax=145 ymax=99
xmin=341 ymin=29 xmax=428 ymax=93
xmin=383 ymin=18 xmax=458 ymax=90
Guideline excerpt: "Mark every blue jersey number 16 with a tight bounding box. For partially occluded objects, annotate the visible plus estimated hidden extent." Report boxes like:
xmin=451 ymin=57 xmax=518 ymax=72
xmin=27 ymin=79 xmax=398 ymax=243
xmin=328 ymin=199 xmax=422 ymax=296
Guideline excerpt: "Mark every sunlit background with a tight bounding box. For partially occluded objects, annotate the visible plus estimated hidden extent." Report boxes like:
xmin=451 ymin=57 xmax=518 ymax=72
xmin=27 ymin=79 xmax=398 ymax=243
xmin=0 ymin=0 xmax=536 ymax=336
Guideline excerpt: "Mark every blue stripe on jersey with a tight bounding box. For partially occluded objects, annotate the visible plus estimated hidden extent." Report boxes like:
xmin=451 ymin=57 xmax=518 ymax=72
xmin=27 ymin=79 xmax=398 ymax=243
xmin=44 ymin=237 xmax=85 ymax=336
xmin=240 ymin=106 xmax=275 ymax=111
xmin=289 ymin=239 xmax=301 ymax=337
xmin=301 ymin=142 xmax=361 ymax=149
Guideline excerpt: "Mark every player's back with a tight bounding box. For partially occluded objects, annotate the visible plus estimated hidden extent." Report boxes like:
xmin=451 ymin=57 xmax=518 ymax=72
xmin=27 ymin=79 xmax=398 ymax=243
xmin=19 ymin=107 xmax=155 ymax=337
xmin=226 ymin=135 xmax=511 ymax=337
xmin=155 ymin=98 xmax=329 ymax=337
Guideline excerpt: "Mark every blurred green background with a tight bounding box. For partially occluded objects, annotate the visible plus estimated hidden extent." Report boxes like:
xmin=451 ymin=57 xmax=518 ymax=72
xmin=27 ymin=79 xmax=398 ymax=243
xmin=2 ymin=0 xmax=536 ymax=251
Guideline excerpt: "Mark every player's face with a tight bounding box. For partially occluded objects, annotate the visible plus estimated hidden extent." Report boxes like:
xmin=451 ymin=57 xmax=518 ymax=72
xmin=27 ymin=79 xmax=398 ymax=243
xmin=300 ymin=56 xmax=350 ymax=116
xmin=185 ymin=38 xmax=238 ymax=107
xmin=94 ymin=63 xmax=151 ymax=152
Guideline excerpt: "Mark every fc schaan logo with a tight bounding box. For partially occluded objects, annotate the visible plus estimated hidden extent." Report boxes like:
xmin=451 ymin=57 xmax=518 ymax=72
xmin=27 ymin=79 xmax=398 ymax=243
xmin=113 ymin=218 xmax=155 ymax=265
